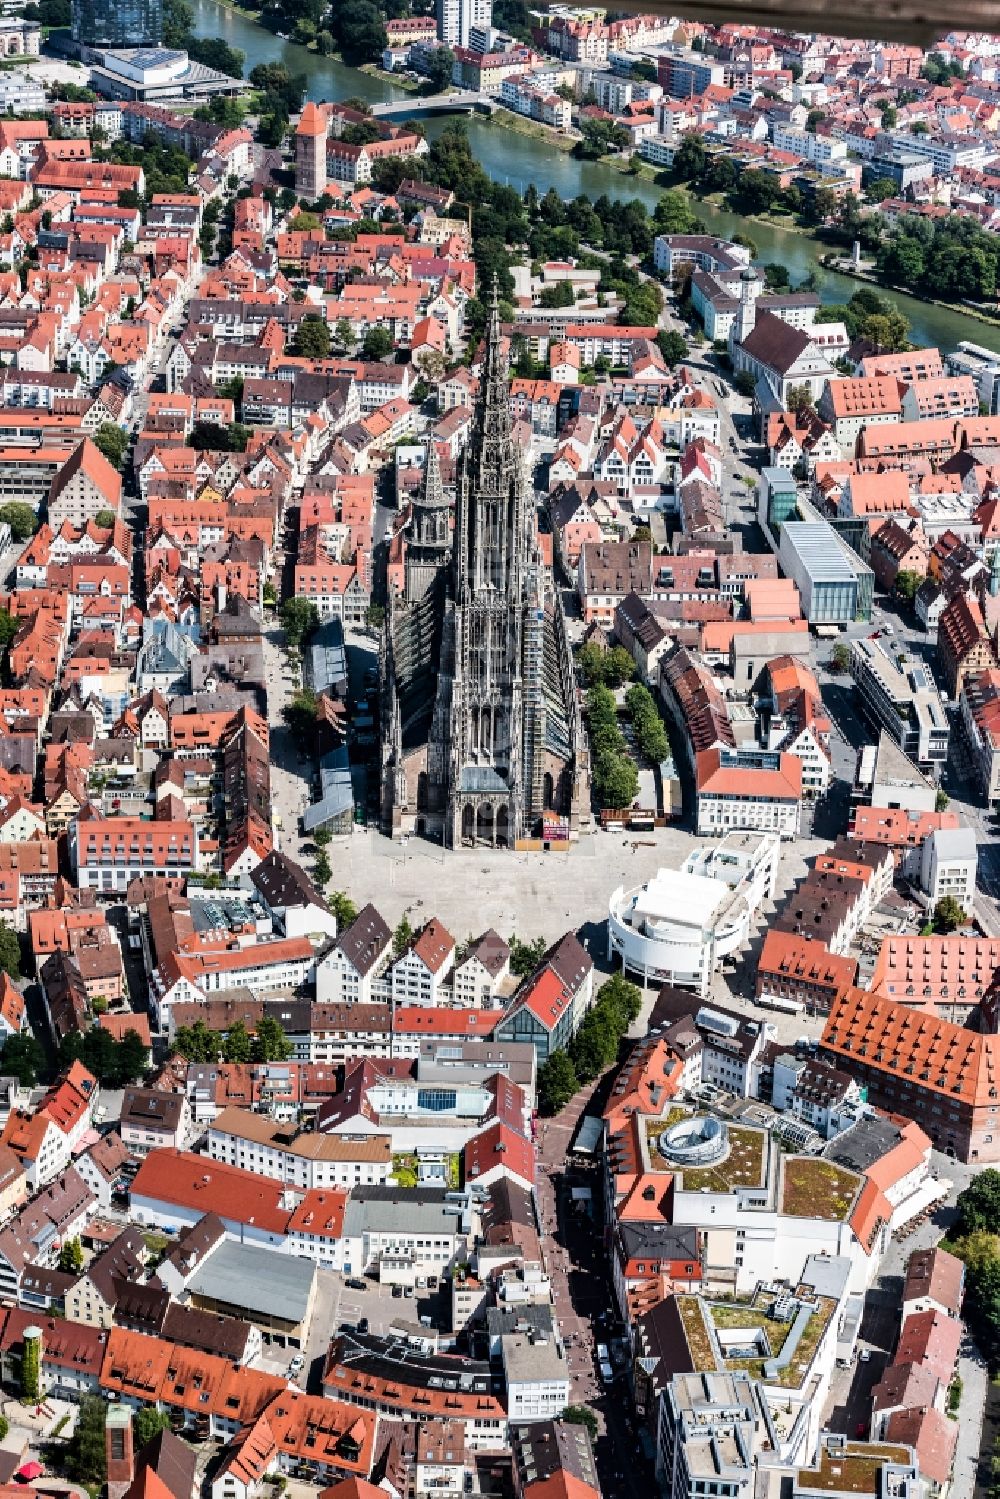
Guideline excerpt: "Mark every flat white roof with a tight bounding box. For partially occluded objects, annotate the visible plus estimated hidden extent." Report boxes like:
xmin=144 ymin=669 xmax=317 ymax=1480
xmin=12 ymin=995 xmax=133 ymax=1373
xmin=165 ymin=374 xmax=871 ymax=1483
xmin=632 ymin=868 xmax=729 ymax=932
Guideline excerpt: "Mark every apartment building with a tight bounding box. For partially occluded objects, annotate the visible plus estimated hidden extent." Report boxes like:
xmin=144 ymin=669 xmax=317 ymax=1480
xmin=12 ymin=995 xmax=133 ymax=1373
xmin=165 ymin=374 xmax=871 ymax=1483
xmin=960 ymin=667 xmax=1000 ymax=804
xmin=69 ymin=813 xmax=198 ymax=893
xmin=317 ymin=904 xmax=393 ymax=1006
xmin=756 ymin=931 xmax=859 ymax=1016
xmin=919 ymin=827 xmax=977 ymax=915
xmin=206 ymin=1108 xmax=392 ymax=1189
xmin=820 ymin=984 xmax=1000 ymax=1163
xmin=695 ymin=748 xmax=802 ymax=839
xmin=849 ymin=638 xmax=949 ymax=769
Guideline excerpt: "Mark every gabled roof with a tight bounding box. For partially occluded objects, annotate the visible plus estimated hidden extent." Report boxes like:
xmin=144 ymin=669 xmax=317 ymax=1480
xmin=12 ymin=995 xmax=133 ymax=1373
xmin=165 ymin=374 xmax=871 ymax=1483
xmin=335 ymin=904 xmax=391 ymax=977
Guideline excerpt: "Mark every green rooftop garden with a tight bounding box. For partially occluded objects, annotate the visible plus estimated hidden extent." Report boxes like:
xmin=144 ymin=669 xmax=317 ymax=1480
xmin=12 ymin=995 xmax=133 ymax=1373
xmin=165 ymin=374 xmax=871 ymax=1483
xmin=680 ymin=1125 xmax=767 ymax=1193
xmin=676 ymin=1296 xmax=717 ymax=1373
xmin=798 ymin=1445 xmax=912 ymax=1494
xmin=782 ymin=1158 xmax=860 ymax=1220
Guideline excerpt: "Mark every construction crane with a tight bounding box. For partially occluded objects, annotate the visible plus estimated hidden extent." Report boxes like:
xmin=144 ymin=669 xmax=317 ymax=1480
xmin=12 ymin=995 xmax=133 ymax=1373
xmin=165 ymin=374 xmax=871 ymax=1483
xmin=589 ymin=0 xmax=1000 ymax=45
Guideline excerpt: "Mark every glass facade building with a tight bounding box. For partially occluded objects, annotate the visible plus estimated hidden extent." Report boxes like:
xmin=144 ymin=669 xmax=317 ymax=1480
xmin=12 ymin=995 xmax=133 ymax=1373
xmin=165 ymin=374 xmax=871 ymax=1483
xmin=72 ymin=0 xmax=163 ymax=48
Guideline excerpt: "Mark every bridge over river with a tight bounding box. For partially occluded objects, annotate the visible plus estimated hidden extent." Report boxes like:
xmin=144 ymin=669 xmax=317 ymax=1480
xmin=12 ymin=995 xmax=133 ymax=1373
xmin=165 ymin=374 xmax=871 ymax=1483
xmin=370 ymin=90 xmax=497 ymax=120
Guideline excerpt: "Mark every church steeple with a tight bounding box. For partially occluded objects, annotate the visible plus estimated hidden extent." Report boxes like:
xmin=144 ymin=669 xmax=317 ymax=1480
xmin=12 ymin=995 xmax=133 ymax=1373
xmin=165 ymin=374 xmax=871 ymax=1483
xmin=405 ymin=438 xmax=451 ymax=603
xmin=455 ymin=277 xmax=527 ymax=603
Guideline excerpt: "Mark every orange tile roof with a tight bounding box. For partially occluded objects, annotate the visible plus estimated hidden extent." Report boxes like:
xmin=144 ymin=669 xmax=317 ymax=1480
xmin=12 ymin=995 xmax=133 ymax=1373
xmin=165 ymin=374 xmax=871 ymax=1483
xmin=102 ymin=1326 xmax=286 ymax=1425
xmin=696 ymin=748 xmax=802 ymax=800
xmin=757 ymin=930 xmax=858 ymax=993
xmin=129 ymin=1148 xmax=291 ymax=1233
xmin=870 ymin=935 xmax=1000 ymax=1006
xmin=821 ymin=985 xmax=998 ymax=1108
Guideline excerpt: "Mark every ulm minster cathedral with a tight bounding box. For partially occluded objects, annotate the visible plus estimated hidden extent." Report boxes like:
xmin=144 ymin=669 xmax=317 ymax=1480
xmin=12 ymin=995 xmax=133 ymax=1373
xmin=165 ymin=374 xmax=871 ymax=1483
xmin=380 ymin=289 xmax=591 ymax=848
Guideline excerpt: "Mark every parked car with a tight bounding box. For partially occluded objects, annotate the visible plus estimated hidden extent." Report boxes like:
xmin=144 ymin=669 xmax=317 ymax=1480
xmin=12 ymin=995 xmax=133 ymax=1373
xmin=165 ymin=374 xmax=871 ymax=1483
xmin=599 ymin=1361 xmax=614 ymax=1384
xmin=288 ymin=1354 xmax=305 ymax=1376
xmin=356 ymin=1317 xmax=369 ymax=1335
xmin=345 ymin=1278 xmax=368 ymax=1291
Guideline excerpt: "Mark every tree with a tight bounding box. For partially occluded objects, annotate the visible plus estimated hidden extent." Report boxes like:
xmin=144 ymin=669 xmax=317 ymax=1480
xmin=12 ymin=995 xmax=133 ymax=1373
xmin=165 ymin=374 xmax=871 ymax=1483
xmin=314 ymin=851 xmax=332 ymax=886
xmin=0 ymin=609 xmax=18 ymax=652
xmin=763 ymin=262 xmax=791 ymax=290
xmin=830 ymin=642 xmax=851 ymax=672
xmin=67 ymin=1397 xmax=108 ymax=1485
xmin=0 ymin=503 xmax=37 ymax=542
xmin=603 ymin=646 xmax=636 ymax=688
xmin=281 ymin=597 xmax=320 ymax=650
xmin=878 ymin=232 xmax=926 ymax=291
xmin=59 ymin=1237 xmax=84 ymax=1274
xmin=163 ymin=0 xmax=193 ymax=47
xmin=881 ymin=105 xmax=898 ymax=130
xmin=574 ymin=118 xmax=630 ymax=160
xmin=569 ymin=1007 xmax=618 ymax=1082
xmin=329 ymin=0 xmax=386 ymax=64
xmin=171 ymin=1019 xmax=220 ymax=1062
xmin=365 ymin=603 xmax=385 ymax=634
xmin=222 ymin=1020 xmax=253 ymax=1064
xmin=115 ymin=1029 xmax=149 ymax=1085
xmin=94 ymin=508 xmax=117 ymax=530
xmin=562 ymin=1405 xmax=599 ymax=1440
xmin=425 ymin=44 xmax=455 ymax=93
xmin=93 ymin=422 xmax=129 ymax=469
xmin=657 ymin=329 xmax=688 ymax=368
xmin=538 ymin=1051 xmax=578 ymax=1115
xmin=935 ymin=788 xmax=950 ymax=812
xmin=334 ymin=317 xmax=355 ymax=352
xmin=293 ymin=314 xmax=331 ymax=360
xmin=895 ymin=570 xmax=922 ymax=603
xmin=540 ymin=280 xmax=575 ymax=309
xmin=866 ymin=176 xmax=899 ymax=204
xmin=509 ymin=934 xmax=547 ymax=977
xmin=593 ymin=749 xmax=639 ymax=810
xmin=954 ymin=1170 xmax=1000 ymax=1237
xmin=672 ymin=133 xmax=706 ymax=181
xmin=393 ymin=915 xmax=414 ymax=959
xmin=577 ymin=641 xmax=608 ymax=687
xmin=362 ymin=326 xmax=394 ymax=361
xmin=787 ymin=384 xmax=814 ymax=414
xmin=188 ymin=421 xmax=242 ymax=452
xmin=21 ymin=1330 xmax=40 ymax=1402
xmin=254 ymin=1016 xmax=292 ymax=1063
xmin=1 ymin=1032 xmax=42 ymax=1087
xmin=0 ymin=924 xmax=20 ymax=980
xmin=133 ymin=1407 xmax=171 ymax=1451
xmin=283 ymin=688 xmax=319 ymax=740
xmin=934 ymin=895 xmax=967 ymax=933
xmin=626 ymin=683 xmax=669 ymax=763
xmin=597 ymin=972 xmax=642 ymax=1030
xmin=330 ymin=891 xmax=358 ymax=929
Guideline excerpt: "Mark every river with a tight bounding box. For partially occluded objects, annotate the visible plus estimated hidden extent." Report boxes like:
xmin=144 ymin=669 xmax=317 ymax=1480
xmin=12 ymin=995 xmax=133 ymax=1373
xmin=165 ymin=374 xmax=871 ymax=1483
xmin=193 ymin=0 xmax=1000 ymax=354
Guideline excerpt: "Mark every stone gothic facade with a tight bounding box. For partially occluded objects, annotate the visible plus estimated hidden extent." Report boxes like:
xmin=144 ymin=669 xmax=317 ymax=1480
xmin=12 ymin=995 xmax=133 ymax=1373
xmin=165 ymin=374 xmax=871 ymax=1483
xmin=380 ymin=292 xmax=589 ymax=848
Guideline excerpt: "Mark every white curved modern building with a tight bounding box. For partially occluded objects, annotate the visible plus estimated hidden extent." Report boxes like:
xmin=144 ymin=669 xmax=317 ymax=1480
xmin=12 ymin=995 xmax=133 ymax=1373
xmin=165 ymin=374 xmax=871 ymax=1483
xmin=607 ymin=831 xmax=780 ymax=996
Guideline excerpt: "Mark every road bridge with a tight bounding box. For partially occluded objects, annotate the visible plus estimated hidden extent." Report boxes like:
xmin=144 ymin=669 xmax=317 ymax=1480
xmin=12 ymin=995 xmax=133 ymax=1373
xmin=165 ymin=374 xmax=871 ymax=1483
xmin=370 ymin=90 xmax=497 ymax=120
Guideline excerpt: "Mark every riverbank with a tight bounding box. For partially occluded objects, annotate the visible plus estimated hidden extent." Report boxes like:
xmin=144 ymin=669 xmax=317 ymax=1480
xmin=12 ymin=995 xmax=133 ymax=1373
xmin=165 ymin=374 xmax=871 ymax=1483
xmin=489 ymin=107 xmax=577 ymax=152
xmin=820 ymin=258 xmax=1000 ymax=329
xmin=359 ymin=63 xmax=422 ymax=93
xmin=189 ymin=0 xmax=1000 ymax=355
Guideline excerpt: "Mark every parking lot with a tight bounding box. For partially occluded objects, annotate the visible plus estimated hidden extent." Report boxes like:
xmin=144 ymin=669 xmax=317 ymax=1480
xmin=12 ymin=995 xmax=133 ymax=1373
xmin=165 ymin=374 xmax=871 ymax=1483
xmin=297 ymin=1268 xmax=450 ymax=1390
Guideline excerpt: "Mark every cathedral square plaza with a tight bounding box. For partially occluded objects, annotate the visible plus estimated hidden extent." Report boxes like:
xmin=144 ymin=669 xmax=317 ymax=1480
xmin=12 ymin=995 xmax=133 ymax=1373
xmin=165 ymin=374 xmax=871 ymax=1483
xmin=321 ymin=818 xmax=829 ymax=965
